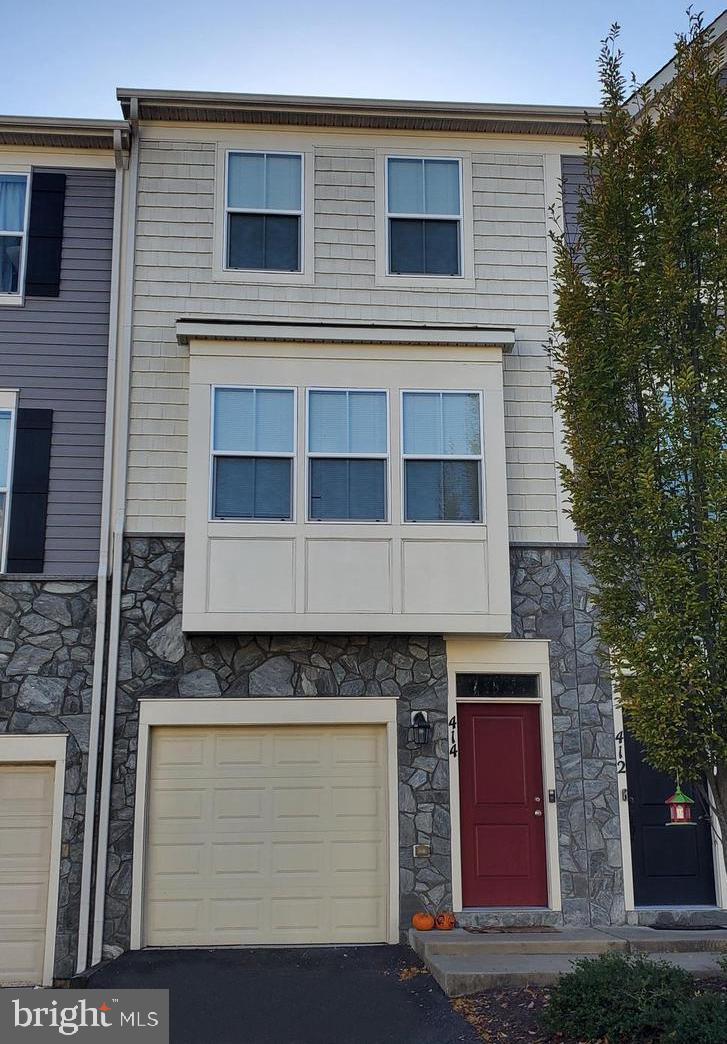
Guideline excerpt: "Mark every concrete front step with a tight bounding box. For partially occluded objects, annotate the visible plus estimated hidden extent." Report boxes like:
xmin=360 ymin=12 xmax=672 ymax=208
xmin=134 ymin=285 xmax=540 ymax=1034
xmin=423 ymin=950 xmax=727 ymax=997
xmin=411 ymin=926 xmax=727 ymax=996
xmin=412 ymin=928 xmax=627 ymax=958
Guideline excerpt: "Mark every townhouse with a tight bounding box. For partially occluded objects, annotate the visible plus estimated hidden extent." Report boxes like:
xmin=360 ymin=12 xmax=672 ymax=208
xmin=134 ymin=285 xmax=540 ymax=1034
xmin=1 ymin=10 xmax=725 ymax=985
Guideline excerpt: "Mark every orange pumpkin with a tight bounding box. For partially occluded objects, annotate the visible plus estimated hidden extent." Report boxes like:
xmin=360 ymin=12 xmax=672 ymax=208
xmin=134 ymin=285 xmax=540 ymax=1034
xmin=411 ymin=912 xmax=435 ymax=931
xmin=435 ymin=912 xmax=456 ymax=931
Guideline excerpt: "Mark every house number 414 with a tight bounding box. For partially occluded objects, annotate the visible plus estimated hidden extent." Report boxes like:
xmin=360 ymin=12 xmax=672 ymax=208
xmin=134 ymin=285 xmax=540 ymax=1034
xmin=449 ymin=717 xmax=457 ymax=758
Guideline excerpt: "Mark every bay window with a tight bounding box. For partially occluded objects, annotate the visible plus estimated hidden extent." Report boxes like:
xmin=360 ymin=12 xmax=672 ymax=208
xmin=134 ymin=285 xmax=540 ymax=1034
xmin=402 ymin=391 xmax=483 ymax=522
xmin=212 ymin=387 xmax=295 ymax=520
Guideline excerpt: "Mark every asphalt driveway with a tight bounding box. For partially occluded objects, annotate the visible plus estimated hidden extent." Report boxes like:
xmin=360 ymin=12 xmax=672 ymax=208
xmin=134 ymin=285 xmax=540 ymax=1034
xmin=79 ymin=945 xmax=478 ymax=1044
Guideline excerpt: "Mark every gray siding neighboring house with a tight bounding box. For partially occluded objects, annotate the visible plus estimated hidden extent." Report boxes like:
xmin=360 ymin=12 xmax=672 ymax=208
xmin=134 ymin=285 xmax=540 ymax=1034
xmin=0 ymin=168 xmax=115 ymax=574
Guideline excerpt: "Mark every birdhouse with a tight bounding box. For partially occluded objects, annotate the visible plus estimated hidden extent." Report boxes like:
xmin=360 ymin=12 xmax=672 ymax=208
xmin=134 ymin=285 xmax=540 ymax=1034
xmin=666 ymin=786 xmax=695 ymax=825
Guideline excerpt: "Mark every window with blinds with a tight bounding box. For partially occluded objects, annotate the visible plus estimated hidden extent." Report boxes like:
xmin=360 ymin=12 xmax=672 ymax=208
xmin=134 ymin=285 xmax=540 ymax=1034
xmin=307 ymin=390 xmax=388 ymax=521
xmin=387 ymin=158 xmax=461 ymax=276
xmin=402 ymin=391 xmax=483 ymax=522
xmin=212 ymin=387 xmax=295 ymax=520
xmin=225 ymin=152 xmax=302 ymax=272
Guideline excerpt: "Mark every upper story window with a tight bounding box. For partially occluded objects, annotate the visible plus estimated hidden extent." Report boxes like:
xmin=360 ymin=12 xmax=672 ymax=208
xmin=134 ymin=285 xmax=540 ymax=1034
xmin=402 ymin=391 xmax=482 ymax=522
xmin=0 ymin=407 xmax=15 ymax=569
xmin=212 ymin=387 xmax=295 ymax=521
xmin=308 ymin=390 xmax=388 ymax=521
xmin=387 ymin=158 xmax=461 ymax=276
xmin=225 ymin=152 xmax=303 ymax=272
xmin=0 ymin=174 xmax=29 ymax=297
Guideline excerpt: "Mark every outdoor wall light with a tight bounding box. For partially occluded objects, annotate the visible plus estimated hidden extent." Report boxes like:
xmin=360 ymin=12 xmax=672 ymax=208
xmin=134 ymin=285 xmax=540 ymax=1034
xmin=409 ymin=711 xmax=432 ymax=746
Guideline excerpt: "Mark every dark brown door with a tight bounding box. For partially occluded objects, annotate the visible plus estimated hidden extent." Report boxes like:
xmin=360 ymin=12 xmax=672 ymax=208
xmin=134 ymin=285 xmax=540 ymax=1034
xmin=458 ymin=703 xmax=548 ymax=907
xmin=625 ymin=730 xmax=715 ymax=906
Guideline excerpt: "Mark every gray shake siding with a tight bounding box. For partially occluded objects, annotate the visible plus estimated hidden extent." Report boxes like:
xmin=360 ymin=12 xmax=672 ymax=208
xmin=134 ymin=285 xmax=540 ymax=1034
xmin=128 ymin=137 xmax=559 ymax=543
xmin=0 ymin=168 xmax=114 ymax=574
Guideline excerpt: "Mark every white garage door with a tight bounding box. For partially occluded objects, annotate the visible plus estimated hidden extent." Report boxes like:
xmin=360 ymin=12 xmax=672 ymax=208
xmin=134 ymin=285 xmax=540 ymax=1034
xmin=0 ymin=764 xmax=54 ymax=984
xmin=144 ymin=725 xmax=389 ymax=946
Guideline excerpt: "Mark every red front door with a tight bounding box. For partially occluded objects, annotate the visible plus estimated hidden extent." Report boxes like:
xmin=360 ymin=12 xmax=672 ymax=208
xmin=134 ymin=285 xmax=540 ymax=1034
xmin=458 ymin=703 xmax=548 ymax=907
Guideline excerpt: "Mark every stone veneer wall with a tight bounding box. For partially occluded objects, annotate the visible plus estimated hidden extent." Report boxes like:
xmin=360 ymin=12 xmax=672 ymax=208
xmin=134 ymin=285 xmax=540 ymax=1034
xmin=103 ymin=536 xmax=451 ymax=954
xmin=0 ymin=577 xmax=97 ymax=978
xmin=103 ymin=537 xmax=624 ymax=953
xmin=510 ymin=546 xmax=624 ymax=926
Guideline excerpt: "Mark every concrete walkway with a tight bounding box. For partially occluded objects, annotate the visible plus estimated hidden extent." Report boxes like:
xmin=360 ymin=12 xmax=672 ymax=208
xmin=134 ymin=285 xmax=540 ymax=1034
xmin=411 ymin=926 xmax=727 ymax=996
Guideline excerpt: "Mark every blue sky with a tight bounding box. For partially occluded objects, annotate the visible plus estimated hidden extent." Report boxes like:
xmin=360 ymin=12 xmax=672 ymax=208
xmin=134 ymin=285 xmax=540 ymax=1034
xmin=3 ymin=1 xmax=725 ymax=118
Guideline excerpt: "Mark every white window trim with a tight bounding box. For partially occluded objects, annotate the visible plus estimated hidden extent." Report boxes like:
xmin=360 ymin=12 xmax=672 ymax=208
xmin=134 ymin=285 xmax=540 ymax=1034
xmin=445 ymin=638 xmax=561 ymax=915
xmin=0 ymin=389 xmax=18 ymax=572
xmin=305 ymin=387 xmax=390 ymax=525
xmin=0 ymin=733 xmax=67 ymax=985
xmin=400 ymin=388 xmax=485 ymax=526
xmin=214 ymin=145 xmax=314 ymax=286
xmin=0 ymin=170 xmax=31 ymax=308
xmin=209 ymin=384 xmax=297 ymax=524
xmin=130 ymin=698 xmax=400 ymax=949
xmin=375 ymin=149 xmax=475 ymax=290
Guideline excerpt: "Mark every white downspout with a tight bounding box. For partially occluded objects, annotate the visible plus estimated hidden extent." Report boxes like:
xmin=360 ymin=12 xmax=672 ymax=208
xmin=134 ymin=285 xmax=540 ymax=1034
xmin=75 ymin=135 xmax=127 ymax=974
xmin=91 ymin=107 xmax=140 ymax=967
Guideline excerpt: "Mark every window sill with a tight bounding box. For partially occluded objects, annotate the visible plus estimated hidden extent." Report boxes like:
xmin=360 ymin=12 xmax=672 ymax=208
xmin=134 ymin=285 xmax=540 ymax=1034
xmin=374 ymin=273 xmax=476 ymax=292
xmin=0 ymin=294 xmax=24 ymax=307
xmin=212 ymin=265 xmax=314 ymax=287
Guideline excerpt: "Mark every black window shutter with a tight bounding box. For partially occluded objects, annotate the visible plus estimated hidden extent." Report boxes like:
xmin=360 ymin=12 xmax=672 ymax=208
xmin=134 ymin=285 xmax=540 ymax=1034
xmin=6 ymin=409 xmax=53 ymax=573
xmin=25 ymin=172 xmax=66 ymax=298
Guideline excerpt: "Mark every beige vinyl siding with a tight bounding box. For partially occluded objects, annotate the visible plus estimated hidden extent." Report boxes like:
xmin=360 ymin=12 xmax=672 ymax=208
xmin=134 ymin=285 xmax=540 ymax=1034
xmin=127 ymin=134 xmax=559 ymax=542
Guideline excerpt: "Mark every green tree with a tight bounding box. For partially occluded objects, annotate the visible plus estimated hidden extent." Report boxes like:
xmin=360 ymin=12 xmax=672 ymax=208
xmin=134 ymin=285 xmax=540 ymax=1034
xmin=551 ymin=14 xmax=727 ymax=852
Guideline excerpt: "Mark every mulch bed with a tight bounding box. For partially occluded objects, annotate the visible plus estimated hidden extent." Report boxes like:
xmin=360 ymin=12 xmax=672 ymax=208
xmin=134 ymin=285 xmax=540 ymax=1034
xmin=451 ymin=977 xmax=727 ymax=1043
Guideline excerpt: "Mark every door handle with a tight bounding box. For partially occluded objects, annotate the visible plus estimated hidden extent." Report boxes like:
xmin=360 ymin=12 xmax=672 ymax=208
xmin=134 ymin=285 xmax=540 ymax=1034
xmin=534 ymin=810 xmax=543 ymax=816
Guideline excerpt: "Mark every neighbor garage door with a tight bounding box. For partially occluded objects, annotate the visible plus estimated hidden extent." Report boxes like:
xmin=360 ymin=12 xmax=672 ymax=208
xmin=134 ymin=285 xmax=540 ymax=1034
xmin=0 ymin=764 xmax=54 ymax=984
xmin=143 ymin=725 xmax=389 ymax=946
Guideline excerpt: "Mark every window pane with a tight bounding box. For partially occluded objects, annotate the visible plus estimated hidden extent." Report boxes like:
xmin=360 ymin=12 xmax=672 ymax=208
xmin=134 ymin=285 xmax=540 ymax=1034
xmin=310 ymin=459 xmax=385 ymax=520
xmin=405 ymin=459 xmax=480 ymax=521
xmin=308 ymin=391 xmax=347 ymax=453
xmin=349 ymin=391 xmax=387 ymax=454
xmin=254 ymin=389 xmax=295 ymax=452
xmin=423 ymin=220 xmax=460 ymax=275
xmin=266 ymin=154 xmax=301 ymax=210
xmin=403 ymin=392 xmax=442 ymax=455
xmin=0 ymin=491 xmax=5 ymax=552
xmin=389 ymin=219 xmax=424 ymax=274
xmin=456 ymin=673 xmax=539 ymax=698
xmin=263 ymin=215 xmax=300 ymax=270
xmin=388 ymin=158 xmax=424 ymax=214
xmin=443 ymin=460 xmax=480 ymax=520
xmin=309 ymin=391 xmax=386 ymax=454
xmin=0 ymin=411 xmax=10 ymax=487
xmin=214 ymin=388 xmax=254 ymax=452
xmin=0 ymin=174 xmax=27 ymax=233
xmin=0 ymin=236 xmax=22 ymax=294
xmin=442 ymin=393 xmax=480 ymax=454
xmin=228 ymin=213 xmax=299 ymax=271
xmin=228 ymin=153 xmax=265 ymax=209
xmin=214 ymin=457 xmax=292 ymax=519
xmin=424 ymin=160 xmax=460 ymax=215
xmin=228 ymin=213 xmax=264 ymax=269
xmin=228 ymin=153 xmax=301 ymax=211
xmin=214 ymin=388 xmax=293 ymax=453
